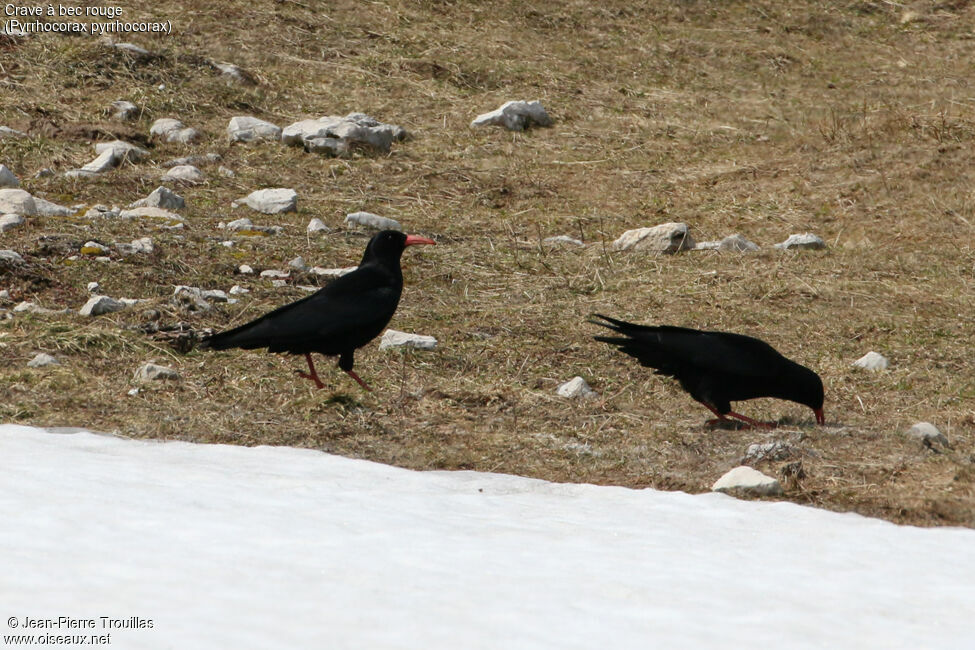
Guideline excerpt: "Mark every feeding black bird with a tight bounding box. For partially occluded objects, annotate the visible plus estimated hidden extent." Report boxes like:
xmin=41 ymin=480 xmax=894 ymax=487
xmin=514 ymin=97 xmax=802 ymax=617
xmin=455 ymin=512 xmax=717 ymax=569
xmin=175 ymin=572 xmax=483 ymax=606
xmin=199 ymin=230 xmax=435 ymax=391
xmin=591 ymin=314 xmax=825 ymax=428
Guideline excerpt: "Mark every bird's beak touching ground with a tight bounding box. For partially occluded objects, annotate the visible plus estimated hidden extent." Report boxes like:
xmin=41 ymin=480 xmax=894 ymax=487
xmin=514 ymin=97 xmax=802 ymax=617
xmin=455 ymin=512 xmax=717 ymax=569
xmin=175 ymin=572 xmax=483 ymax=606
xmin=405 ymin=235 xmax=436 ymax=247
xmin=814 ymin=408 xmax=825 ymax=426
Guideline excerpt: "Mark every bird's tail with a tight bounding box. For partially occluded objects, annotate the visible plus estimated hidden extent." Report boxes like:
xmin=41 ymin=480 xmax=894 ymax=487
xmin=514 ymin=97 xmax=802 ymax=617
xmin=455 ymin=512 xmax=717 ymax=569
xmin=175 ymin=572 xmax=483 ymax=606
xmin=197 ymin=321 xmax=269 ymax=351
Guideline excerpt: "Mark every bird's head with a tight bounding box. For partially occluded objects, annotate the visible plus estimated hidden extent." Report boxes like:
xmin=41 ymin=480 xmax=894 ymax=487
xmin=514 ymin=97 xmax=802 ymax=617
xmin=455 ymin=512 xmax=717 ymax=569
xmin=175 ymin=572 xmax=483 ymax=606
xmin=361 ymin=230 xmax=436 ymax=265
xmin=788 ymin=363 xmax=825 ymax=425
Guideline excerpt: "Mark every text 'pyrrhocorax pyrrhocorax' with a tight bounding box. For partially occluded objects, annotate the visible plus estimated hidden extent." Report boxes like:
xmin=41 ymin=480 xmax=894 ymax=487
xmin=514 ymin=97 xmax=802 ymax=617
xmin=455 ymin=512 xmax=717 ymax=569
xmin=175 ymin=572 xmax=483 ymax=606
xmin=591 ymin=314 xmax=825 ymax=428
xmin=200 ymin=230 xmax=435 ymax=391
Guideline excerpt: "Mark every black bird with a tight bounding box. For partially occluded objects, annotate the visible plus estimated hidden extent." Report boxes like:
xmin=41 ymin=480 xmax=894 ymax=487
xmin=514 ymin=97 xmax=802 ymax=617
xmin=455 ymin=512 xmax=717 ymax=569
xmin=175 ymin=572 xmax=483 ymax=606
xmin=200 ymin=230 xmax=435 ymax=391
xmin=591 ymin=314 xmax=825 ymax=428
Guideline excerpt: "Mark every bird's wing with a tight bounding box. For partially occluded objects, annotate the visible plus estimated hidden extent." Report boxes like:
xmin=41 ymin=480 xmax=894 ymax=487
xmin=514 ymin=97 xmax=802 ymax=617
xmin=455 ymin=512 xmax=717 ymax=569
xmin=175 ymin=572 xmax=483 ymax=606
xmin=591 ymin=314 xmax=784 ymax=379
xmin=203 ymin=266 xmax=400 ymax=351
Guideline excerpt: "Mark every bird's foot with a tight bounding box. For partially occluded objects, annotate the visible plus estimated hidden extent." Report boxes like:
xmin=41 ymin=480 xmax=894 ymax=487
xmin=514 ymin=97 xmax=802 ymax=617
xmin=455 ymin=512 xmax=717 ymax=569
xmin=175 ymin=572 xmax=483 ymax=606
xmin=346 ymin=369 xmax=372 ymax=392
xmin=727 ymin=411 xmax=778 ymax=430
xmin=294 ymin=369 xmax=325 ymax=389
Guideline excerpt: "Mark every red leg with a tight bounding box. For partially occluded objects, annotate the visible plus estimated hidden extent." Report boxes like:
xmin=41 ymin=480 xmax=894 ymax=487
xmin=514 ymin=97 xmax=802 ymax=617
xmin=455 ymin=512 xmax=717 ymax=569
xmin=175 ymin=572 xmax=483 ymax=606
xmin=294 ymin=353 xmax=325 ymax=389
xmin=727 ymin=410 xmax=778 ymax=429
xmin=345 ymin=369 xmax=372 ymax=392
xmin=702 ymin=403 xmax=733 ymax=428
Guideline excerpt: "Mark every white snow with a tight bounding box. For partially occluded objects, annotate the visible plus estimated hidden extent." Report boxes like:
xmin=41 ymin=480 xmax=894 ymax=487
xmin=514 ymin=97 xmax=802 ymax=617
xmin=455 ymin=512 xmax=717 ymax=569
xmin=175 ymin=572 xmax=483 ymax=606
xmin=1 ymin=423 xmax=973 ymax=649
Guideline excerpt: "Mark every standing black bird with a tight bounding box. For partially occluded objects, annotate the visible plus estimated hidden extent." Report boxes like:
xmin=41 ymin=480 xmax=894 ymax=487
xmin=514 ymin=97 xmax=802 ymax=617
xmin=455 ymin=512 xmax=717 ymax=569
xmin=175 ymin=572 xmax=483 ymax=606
xmin=591 ymin=314 xmax=825 ymax=427
xmin=200 ymin=230 xmax=435 ymax=391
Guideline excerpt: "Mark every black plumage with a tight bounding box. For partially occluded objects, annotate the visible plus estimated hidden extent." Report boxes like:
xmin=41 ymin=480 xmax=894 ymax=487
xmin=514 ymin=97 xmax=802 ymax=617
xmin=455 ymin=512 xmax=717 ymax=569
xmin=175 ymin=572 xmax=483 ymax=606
xmin=591 ymin=314 xmax=825 ymax=427
xmin=200 ymin=230 xmax=435 ymax=390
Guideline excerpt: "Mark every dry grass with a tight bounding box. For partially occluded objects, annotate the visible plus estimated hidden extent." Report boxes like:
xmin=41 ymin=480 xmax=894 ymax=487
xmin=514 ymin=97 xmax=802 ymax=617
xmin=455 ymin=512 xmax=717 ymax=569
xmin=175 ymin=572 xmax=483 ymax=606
xmin=2 ymin=0 xmax=974 ymax=527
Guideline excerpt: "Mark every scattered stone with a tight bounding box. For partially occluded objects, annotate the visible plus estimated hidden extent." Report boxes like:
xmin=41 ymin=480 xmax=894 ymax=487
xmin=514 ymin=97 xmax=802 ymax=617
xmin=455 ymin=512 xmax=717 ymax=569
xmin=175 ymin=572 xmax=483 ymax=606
xmin=556 ymin=376 xmax=597 ymax=399
xmin=209 ymin=61 xmax=257 ymax=85
xmin=0 ymin=189 xmax=37 ymax=215
xmin=222 ymin=218 xmax=281 ymax=235
xmin=228 ymin=285 xmax=249 ymax=295
xmin=220 ymin=241 xmax=234 ymax=247
xmin=702 ymin=234 xmax=761 ymax=252
xmin=288 ymin=256 xmax=307 ymax=272
xmin=309 ymin=266 xmax=356 ymax=277
xmin=174 ymin=285 xmax=228 ymax=304
xmin=218 ymin=166 xmax=235 ymax=177
xmin=161 ymin=165 xmax=205 ymax=184
xmin=33 ymin=168 xmax=54 ymax=179
xmin=129 ymin=186 xmax=185 ymax=211
xmin=85 ymin=205 xmax=121 ymax=219
xmin=27 ymin=353 xmax=59 ymax=368
xmin=471 ymin=100 xmax=553 ymax=131
xmin=905 ymin=422 xmax=949 ymax=448
xmin=0 ymin=126 xmax=28 ymax=140
xmin=94 ymin=140 xmax=150 ymax=164
xmin=543 ymin=235 xmax=584 ymax=247
xmin=87 ymin=282 xmax=100 ymax=293
xmin=344 ymin=211 xmax=401 ymax=231
xmin=117 ymin=207 xmax=184 ymax=225
xmin=712 ymin=466 xmax=783 ymax=497
xmin=79 ymin=295 xmax=127 ymax=317
xmin=612 ymin=222 xmax=695 ymax=253
xmin=110 ymin=100 xmax=139 ymax=120
xmin=378 ymin=329 xmax=438 ymax=351
xmin=32 ymin=197 xmax=74 ymax=217
xmin=0 ymin=165 xmax=19 ymax=188
xmin=0 ymin=289 xmax=8 ymax=300
xmin=161 ymin=153 xmax=222 ymax=168
xmin=238 ymin=188 xmax=297 ymax=214
xmin=105 ymin=41 xmax=157 ymax=61
xmin=270 ymin=279 xmax=288 ymax=288
xmin=282 ymin=113 xmax=407 ymax=155
xmin=150 ymin=118 xmax=202 ymax=144
xmin=307 ymin=218 xmax=329 ymax=234
xmin=133 ymin=363 xmax=181 ymax=382
xmin=0 ymin=249 xmax=25 ymax=263
xmin=227 ymin=116 xmax=281 ymax=143
xmin=259 ymin=269 xmax=290 ymax=279
xmin=115 ymin=237 xmax=154 ymax=255
xmin=127 ymin=387 xmax=140 ymax=396
xmin=853 ymin=351 xmax=889 ymax=372
xmin=743 ymin=441 xmax=798 ymax=464
xmin=238 ymin=264 xmax=254 ymax=274
xmin=79 ymin=149 xmax=119 ymax=174
xmin=775 ymin=233 xmax=827 ymax=251
xmin=81 ymin=241 xmax=111 ymax=256
xmin=0 ymin=214 xmax=24 ymax=232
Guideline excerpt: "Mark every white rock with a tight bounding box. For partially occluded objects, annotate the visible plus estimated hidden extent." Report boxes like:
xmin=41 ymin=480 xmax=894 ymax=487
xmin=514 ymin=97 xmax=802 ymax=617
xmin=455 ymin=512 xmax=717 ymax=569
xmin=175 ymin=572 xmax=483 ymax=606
xmin=0 ymin=289 xmax=8 ymax=300
xmin=129 ymin=186 xmax=185 ymax=211
xmin=307 ymin=218 xmax=329 ymax=234
xmin=0 ymin=189 xmax=37 ymax=215
xmin=905 ymin=422 xmax=949 ymax=447
xmin=31 ymin=197 xmax=74 ymax=217
xmin=221 ymin=240 xmax=234 ymax=248
xmin=712 ymin=466 xmax=783 ymax=497
xmin=718 ymin=234 xmax=760 ymax=252
xmin=239 ymin=188 xmax=297 ymax=214
xmin=345 ymin=211 xmax=401 ymax=231
xmin=94 ymin=140 xmax=150 ymax=163
xmin=107 ymin=41 xmax=155 ymax=60
xmin=853 ymin=351 xmax=889 ymax=372
xmin=225 ymin=218 xmax=253 ymax=231
xmin=227 ymin=116 xmax=282 ymax=143
xmin=115 ymin=237 xmax=154 ymax=255
xmin=282 ymin=113 xmax=406 ymax=154
xmin=81 ymin=241 xmax=111 ymax=256
xmin=471 ymin=100 xmax=553 ymax=131
xmin=543 ymin=235 xmax=584 ymax=247
xmin=210 ymin=61 xmax=256 ymax=85
xmin=78 ymin=149 xmax=119 ymax=174
xmin=556 ymin=376 xmax=596 ymax=399
xmin=111 ymin=100 xmax=139 ymax=120
xmin=0 ymin=214 xmax=24 ymax=232
xmin=0 ymin=164 xmax=19 ymax=188
xmin=775 ymin=233 xmax=827 ymax=251
xmin=34 ymin=168 xmax=54 ymax=179
xmin=150 ymin=118 xmax=202 ymax=144
xmin=260 ymin=269 xmax=290 ymax=279
xmin=85 ymin=205 xmax=120 ymax=219
xmin=27 ymin=353 xmax=59 ymax=368
xmin=0 ymin=126 xmax=28 ymax=139
xmin=612 ymin=222 xmax=695 ymax=253
xmin=0 ymin=249 xmax=24 ymax=263
xmin=161 ymin=153 xmax=221 ymax=168
xmin=238 ymin=264 xmax=254 ymax=275
xmin=218 ymin=166 xmax=235 ymax=177
xmin=87 ymin=282 xmax=100 ymax=293
xmin=162 ymin=165 xmax=205 ymax=184
xmin=379 ymin=329 xmax=438 ymax=351
xmin=288 ymin=256 xmax=307 ymax=271
xmin=133 ymin=363 xmax=181 ymax=382
xmin=229 ymin=285 xmax=249 ymax=295
xmin=309 ymin=266 xmax=356 ymax=277
xmin=271 ymin=279 xmax=288 ymax=288
xmin=743 ymin=441 xmax=797 ymax=463
xmin=117 ymin=206 xmax=182 ymax=222
xmin=79 ymin=295 xmax=127 ymax=317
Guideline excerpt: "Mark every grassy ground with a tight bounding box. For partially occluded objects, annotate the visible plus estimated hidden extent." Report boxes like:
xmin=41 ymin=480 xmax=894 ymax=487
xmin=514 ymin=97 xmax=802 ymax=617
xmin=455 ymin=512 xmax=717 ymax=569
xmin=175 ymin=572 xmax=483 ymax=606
xmin=2 ymin=0 xmax=974 ymax=527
